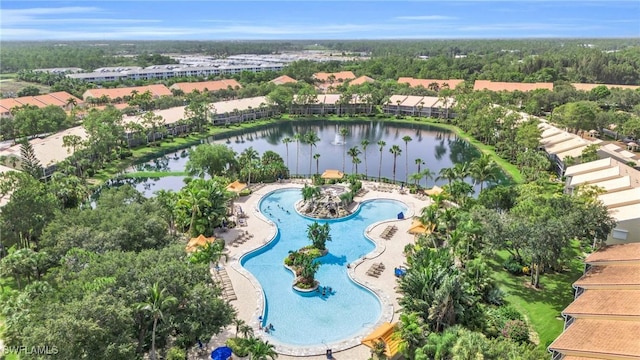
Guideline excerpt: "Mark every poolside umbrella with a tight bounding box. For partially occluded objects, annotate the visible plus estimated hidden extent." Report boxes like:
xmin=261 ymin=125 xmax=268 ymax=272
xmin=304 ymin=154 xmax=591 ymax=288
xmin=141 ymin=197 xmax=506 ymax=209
xmin=211 ymin=346 xmax=232 ymax=360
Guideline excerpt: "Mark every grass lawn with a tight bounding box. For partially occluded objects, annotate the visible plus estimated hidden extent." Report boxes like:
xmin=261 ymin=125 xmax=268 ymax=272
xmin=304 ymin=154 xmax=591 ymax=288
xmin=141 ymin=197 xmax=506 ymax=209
xmin=490 ymin=245 xmax=584 ymax=348
xmin=118 ymin=170 xmax=189 ymax=178
xmin=0 ymin=79 xmax=50 ymax=96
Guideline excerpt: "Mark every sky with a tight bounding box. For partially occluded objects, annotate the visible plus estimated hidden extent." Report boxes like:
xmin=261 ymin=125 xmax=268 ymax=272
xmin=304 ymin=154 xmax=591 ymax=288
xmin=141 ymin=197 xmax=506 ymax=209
xmin=1 ymin=1 xmax=639 ymax=41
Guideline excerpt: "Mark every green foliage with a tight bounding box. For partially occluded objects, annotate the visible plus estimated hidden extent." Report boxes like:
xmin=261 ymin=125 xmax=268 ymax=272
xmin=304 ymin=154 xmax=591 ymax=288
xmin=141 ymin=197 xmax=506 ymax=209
xmin=502 ymin=257 xmax=524 ymax=275
xmin=501 ymin=320 xmax=530 ymax=343
xmin=239 ymin=188 xmax=252 ymax=196
xmin=166 ymin=347 xmax=187 ymax=360
xmin=40 ymin=185 xmax=173 ymax=261
xmin=185 ymin=144 xmax=238 ymax=178
xmin=226 ymin=337 xmax=251 ymax=357
xmin=2 ymin=244 xmax=235 ymax=359
xmin=16 ymin=85 xmax=40 ymax=97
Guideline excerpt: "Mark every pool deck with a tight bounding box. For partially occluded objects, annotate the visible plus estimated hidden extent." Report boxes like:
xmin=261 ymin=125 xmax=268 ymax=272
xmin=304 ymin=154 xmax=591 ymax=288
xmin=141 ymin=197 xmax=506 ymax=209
xmin=195 ymin=180 xmax=431 ymax=360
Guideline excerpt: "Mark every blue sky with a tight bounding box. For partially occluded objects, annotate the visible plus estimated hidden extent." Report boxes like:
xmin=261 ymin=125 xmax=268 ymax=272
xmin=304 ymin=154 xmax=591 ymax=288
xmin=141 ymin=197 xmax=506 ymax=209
xmin=1 ymin=1 xmax=639 ymax=41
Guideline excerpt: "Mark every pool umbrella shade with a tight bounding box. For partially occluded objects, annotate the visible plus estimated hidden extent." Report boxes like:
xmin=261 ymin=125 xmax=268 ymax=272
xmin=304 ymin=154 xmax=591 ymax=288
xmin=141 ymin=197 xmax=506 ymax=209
xmin=211 ymin=346 xmax=232 ymax=360
xmin=321 ymin=169 xmax=344 ymax=179
xmin=185 ymin=234 xmax=216 ymax=253
xmin=226 ymin=180 xmax=247 ymax=193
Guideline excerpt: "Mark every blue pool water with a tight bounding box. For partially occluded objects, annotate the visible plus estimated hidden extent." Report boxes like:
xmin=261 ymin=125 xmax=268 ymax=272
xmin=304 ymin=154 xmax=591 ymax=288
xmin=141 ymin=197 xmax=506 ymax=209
xmin=240 ymin=188 xmax=408 ymax=346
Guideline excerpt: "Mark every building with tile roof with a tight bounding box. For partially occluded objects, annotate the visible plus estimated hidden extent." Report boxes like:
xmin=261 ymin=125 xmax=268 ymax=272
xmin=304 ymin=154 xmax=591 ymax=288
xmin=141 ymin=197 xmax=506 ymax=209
xmin=269 ymin=75 xmax=297 ymax=85
xmin=549 ymin=243 xmax=640 ymax=360
xmin=312 ymin=71 xmax=357 ymax=93
xmin=0 ymin=91 xmax=83 ymax=118
xmin=169 ymin=79 xmax=242 ymax=94
xmin=382 ymin=95 xmax=456 ymax=118
xmin=474 ymin=80 xmax=554 ymax=92
xmin=397 ymin=77 xmax=464 ymax=90
xmin=82 ymin=84 xmax=172 ymax=102
xmin=348 ymin=75 xmax=375 ymax=86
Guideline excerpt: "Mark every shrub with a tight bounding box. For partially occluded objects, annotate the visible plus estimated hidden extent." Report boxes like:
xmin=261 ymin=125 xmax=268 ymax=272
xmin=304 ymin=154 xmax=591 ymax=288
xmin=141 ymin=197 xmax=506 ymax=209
xmin=497 ymin=305 xmax=524 ymax=322
xmin=501 ymin=319 xmax=530 ymax=343
xmin=238 ymin=188 xmax=252 ymax=196
xmin=503 ymin=257 xmax=524 ymax=275
xmin=166 ymin=347 xmax=187 ymax=360
xmin=225 ymin=337 xmax=250 ymax=357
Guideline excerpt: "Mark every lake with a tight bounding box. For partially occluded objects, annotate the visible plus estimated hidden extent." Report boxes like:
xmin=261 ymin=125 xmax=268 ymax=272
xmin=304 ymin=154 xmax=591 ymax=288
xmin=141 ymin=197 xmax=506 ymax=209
xmin=118 ymin=119 xmax=496 ymax=196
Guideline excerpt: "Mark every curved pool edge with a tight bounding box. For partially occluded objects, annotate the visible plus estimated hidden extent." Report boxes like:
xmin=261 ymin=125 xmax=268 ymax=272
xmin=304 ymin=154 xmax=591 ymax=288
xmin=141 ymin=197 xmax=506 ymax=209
xmin=231 ymin=187 xmax=412 ymax=356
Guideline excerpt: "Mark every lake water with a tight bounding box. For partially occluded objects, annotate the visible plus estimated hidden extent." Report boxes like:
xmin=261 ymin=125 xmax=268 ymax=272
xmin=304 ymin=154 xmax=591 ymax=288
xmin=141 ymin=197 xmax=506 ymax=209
xmin=125 ymin=119 xmax=493 ymax=196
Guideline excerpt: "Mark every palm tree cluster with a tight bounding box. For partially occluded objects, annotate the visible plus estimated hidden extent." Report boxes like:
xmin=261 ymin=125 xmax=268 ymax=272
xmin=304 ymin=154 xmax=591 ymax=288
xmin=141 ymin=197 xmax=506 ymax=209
xmin=175 ymin=178 xmax=230 ymax=237
xmin=227 ymin=319 xmax=278 ymax=360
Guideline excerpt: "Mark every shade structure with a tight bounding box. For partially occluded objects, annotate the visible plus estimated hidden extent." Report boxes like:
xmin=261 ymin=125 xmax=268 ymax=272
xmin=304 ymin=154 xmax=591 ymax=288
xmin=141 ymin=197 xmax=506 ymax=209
xmin=361 ymin=322 xmax=400 ymax=358
xmin=407 ymin=219 xmax=434 ymax=235
xmin=211 ymin=346 xmax=232 ymax=360
xmin=226 ymin=180 xmax=247 ymax=193
xmin=186 ymin=234 xmax=216 ymax=253
xmin=320 ymin=169 xmax=344 ymax=179
xmin=425 ymin=185 xmax=443 ymax=196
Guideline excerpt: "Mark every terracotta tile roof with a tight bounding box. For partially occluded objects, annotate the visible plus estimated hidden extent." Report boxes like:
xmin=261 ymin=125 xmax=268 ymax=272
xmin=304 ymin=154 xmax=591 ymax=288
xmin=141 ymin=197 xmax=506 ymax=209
xmin=397 ymin=77 xmax=464 ymax=89
xmin=0 ymin=98 xmax=25 ymax=113
xmin=585 ymin=243 xmax=640 ymax=265
xmin=548 ymin=319 xmax=640 ymax=358
xmin=0 ymin=91 xmax=82 ymax=113
xmin=169 ymin=79 xmax=242 ymax=93
xmin=572 ymin=83 xmax=640 ymax=91
xmin=349 ymin=76 xmax=375 ymax=86
xmin=573 ymin=265 xmax=640 ymax=289
xmin=269 ymin=75 xmax=297 ymax=85
xmin=563 ymin=289 xmax=640 ymax=318
xmin=474 ymin=80 xmax=554 ymax=92
xmin=313 ymin=71 xmax=356 ymax=83
xmin=83 ymin=84 xmax=172 ymax=101
xmin=10 ymin=96 xmax=47 ymax=107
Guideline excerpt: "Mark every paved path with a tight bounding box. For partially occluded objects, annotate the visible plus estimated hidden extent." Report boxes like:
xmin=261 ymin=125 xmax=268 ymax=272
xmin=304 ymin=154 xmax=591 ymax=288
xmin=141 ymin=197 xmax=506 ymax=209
xmin=196 ymin=181 xmax=431 ymax=359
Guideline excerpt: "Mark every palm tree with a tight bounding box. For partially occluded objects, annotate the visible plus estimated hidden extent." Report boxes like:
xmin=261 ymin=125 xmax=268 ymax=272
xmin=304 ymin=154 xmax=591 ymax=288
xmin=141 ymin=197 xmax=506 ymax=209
xmin=176 ymin=188 xmax=212 ymax=236
xmin=361 ymin=139 xmax=370 ymax=177
xmin=389 ymin=145 xmax=402 ymax=183
xmin=233 ymin=318 xmax=246 ymax=337
xmin=136 ymin=283 xmax=178 ymax=360
xmin=415 ymin=158 xmax=425 ymax=174
xmin=352 ymin=157 xmax=362 ymax=175
xmin=453 ymin=163 xmax=470 ymax=181
xmin=248 ymin=338 xmax=278 ymax=360
xmin=469 ymin=154 xmax=499 ymax=191
xmin=409 ymin=172 xmax=423 ymax=187
xmin=189 ymin=241 xmax=228 ymax=266
xmin=307 ymin=221 xmax=332 ymax=250
xmin=377 ymin=140 xmax=386 ymax=181
xmin=402 ymin=136 xmax=412 ymax=183
xmin=313 ymin=153 xmax=321 ymax=175
xmin=239 ymin=324 xmax=254 ymax=339
xmin=293 ymin=133 xmax=302 ymax=176
xmin=240 ymin=147 xmax=260 ymax=186
xmin=301 ymin=184 xmax=321 ymax=203
xmin=304 ymin=131 xmax=320 ymax=176
xmin=421 ymin=168 xmax=435 ymax=188
xmin=339 ymin=126 xmax=349 ymax=172
xmin=347 ymin=146 xmax=361 ymax=174
xmin=282 ymin=137 xmax=292 ymax=169
xmin=436 ymin=167 xmax=457 ymax=188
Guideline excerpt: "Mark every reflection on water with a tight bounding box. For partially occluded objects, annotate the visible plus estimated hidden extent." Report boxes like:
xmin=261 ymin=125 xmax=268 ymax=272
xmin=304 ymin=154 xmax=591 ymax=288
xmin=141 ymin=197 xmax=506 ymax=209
xmin=124 ymin=120 xmax=507 ymax=194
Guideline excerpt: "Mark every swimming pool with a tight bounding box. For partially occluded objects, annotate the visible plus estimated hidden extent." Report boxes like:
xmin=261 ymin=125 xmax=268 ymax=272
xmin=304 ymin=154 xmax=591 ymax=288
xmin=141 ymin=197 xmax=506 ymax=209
xmin=240 ymin=188 xmax=408 ymax=347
